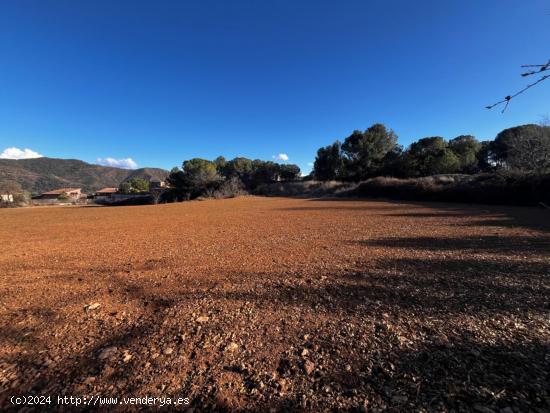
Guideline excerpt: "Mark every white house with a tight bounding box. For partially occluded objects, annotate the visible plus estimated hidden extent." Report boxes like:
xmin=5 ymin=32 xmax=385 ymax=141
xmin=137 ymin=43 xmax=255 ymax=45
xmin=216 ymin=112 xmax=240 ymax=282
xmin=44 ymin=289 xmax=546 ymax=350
xmin=1 ymin=193 xmax=14 ymax=203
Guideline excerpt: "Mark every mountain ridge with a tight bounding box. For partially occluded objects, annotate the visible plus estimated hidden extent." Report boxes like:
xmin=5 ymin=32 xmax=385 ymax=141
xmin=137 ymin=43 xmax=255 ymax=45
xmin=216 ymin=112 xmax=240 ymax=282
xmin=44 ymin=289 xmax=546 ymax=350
xmin=0 ymin=157 xmax=169 ymax=194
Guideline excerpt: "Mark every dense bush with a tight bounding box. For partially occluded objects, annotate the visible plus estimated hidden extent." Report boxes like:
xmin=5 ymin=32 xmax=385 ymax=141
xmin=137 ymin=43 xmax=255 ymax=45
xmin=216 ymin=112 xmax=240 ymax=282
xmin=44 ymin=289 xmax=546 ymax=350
xmin=204 ymin=176 xmax=247 ymax=199
xmin=342 ymin=172 xmax=550 ymax=206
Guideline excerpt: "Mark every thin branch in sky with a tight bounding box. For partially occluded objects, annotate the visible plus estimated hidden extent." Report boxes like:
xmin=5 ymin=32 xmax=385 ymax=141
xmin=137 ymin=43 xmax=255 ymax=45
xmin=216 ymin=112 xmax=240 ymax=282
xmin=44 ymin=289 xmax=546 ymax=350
xmin=520 ymin=59 xmax=550 ymax=77
xmin=486 ymin=59 xmax=550 ymax=113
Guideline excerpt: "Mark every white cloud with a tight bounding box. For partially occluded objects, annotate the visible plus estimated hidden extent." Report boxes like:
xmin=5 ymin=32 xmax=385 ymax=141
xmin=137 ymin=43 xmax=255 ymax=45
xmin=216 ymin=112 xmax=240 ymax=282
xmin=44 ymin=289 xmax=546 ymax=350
xmin=96 ymin=157 xmax=138 ymax=169
xmin=0 ymin=147 xmax=43 ymax=159
xmin=273 ymin=153 xmax=289 ymax=161
xmin=307 ymin=162 xmax=314 ymax=167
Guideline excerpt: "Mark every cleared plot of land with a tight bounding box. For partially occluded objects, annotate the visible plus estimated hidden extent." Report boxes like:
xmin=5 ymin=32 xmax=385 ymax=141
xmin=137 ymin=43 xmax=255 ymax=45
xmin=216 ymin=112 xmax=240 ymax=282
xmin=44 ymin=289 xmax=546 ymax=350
xmin=0 ymin=196 xmax=549 ymax=411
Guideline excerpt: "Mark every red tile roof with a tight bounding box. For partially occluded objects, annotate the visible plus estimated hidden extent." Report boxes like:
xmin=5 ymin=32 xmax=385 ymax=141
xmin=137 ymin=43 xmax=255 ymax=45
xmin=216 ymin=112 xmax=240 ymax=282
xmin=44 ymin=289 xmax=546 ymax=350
xmin=96 ymin=187 xmax=119 ymax=193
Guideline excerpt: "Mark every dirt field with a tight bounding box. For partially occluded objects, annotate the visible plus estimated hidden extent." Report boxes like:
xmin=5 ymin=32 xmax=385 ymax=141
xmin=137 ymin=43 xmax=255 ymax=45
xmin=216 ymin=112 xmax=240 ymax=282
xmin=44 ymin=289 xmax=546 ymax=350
xmin=0 ymin=196 xmax=549 ymax=412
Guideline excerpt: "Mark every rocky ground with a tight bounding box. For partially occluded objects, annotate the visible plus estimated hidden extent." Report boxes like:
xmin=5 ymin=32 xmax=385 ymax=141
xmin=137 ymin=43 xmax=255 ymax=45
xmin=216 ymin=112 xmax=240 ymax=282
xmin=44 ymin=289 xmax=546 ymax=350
xmin=0 ymin=196 xmax=549 ymax=412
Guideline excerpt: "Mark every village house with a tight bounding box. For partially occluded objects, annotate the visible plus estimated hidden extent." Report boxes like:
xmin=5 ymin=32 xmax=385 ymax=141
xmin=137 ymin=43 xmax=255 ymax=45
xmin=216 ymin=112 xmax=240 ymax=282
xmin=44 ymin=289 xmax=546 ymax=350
xmin=150 ymin=179 xmax=167 ymax=189
xmin=35 ymin=188 xmax=83 ymax=200
xmin=31 ymin=188 xmax=86 ymax=205
xmin=94 ymin=187 xmax=119 ymax=199
xmin=1 ymin=193 xmax=14 ymax=203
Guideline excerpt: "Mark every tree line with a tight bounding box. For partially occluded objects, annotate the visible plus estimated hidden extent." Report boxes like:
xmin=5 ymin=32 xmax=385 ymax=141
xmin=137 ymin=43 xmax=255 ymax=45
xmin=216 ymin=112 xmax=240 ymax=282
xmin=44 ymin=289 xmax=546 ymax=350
xmin=166 ymin=156 xmax=301 ymax=201
xmin=3 ymin=123 xmax=547 ymax=206
xmin=312 ymin=123 xmax=550 ymax=181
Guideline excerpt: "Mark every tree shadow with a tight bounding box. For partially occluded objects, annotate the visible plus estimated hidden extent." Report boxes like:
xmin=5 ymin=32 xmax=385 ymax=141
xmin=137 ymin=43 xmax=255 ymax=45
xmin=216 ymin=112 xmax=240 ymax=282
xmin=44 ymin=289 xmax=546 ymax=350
xmin=355 ymin=234 xmax=550 ymax=255
xmin=344 ymin=339 xmax=550 ymax=412
xmin=282 ymin=197 xmax=550 ymax=234
xmin=194 ymin=262 xmax=549 ymax=410
xmin=279 ymin=205 xmax=405 ymax=212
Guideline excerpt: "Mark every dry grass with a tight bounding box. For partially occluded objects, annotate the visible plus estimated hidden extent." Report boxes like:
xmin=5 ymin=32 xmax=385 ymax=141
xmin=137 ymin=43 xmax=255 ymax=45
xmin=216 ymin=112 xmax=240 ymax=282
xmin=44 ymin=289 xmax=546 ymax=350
xmin=255 ymin=180 xmax=356 ymax=197
xmin=258 ymin=173 xmax=550 ymax=206
xmin=0 ymin=197 xmax=549 ymax=411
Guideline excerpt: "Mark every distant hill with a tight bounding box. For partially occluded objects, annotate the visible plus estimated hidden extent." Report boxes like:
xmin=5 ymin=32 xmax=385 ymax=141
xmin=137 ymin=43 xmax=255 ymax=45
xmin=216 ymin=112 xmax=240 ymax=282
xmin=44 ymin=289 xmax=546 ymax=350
xmin=0 ymin=157 xmax=169 ymax=194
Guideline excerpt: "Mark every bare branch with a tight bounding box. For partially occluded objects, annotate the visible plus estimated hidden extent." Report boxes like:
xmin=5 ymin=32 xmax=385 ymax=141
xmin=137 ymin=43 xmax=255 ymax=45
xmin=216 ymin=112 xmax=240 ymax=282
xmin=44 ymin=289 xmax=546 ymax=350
xmin=521 ymin=60 xmax=550 ymax=68
xmin=486 ymin=59 xmax=550 ymax=112
xmin=521 ymin=59 xmax=550 ymax=77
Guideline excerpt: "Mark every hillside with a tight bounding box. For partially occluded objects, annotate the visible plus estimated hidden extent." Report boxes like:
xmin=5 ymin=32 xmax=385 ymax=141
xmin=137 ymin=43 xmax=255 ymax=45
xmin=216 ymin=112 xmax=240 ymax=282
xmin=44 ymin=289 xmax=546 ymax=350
xmin=0 ymin=157 xmax=169 ymax=194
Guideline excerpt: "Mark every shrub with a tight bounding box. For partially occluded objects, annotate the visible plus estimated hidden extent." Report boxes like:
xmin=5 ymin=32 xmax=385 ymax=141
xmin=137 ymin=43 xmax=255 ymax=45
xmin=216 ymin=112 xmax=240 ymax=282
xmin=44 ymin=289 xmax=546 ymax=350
xmin=204 ymin=177 xmax=247 ymax=199
xmin=343 ymin=172 xmax=550 ymax=206
xmin=254 ymin=180 xmax=355 ymax=197
xmin=119 ymin=178 xmax=150 ymax=194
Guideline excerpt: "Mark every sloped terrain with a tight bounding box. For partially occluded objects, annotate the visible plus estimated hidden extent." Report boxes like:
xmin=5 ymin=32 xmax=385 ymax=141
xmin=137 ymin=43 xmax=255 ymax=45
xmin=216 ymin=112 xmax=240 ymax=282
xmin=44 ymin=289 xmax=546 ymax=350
xmin=0 ymin=197 xmax=548 ymax=412
xmin=0 ymin=157 xmax=168 ymax=194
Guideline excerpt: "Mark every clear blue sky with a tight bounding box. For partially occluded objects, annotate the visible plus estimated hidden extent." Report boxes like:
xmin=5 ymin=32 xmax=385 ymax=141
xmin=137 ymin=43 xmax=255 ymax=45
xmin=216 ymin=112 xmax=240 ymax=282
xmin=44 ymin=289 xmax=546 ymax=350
xmin=1 ymin=0 xmax=549 ymax=173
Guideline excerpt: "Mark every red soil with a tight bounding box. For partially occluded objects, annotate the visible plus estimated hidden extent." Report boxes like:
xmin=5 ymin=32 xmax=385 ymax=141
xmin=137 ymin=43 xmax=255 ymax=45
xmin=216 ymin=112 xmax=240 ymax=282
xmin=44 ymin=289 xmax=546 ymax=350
xmin=0 ymin=197 xmax=549 ymax=411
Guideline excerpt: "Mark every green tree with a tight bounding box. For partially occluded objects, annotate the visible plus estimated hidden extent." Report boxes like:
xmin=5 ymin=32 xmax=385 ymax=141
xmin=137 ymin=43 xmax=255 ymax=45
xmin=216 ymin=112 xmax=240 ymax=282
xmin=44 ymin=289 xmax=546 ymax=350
xmin=448 ymin=135 xmax=482 ymax=173
xmin=491 ymin=124 xmax=550 ymax=172
xmin=119 ymin=177 xmax=150 ymax=194
xmin=476 ymin=141 xmax=494 ymax=172
xmin=118 ymin=181 xmax=132 ymax=194
xmin=131 ymin=178 xmax=149 ymax=192
xmin=341 ymin=124 xmax=398 ymax=180
xmin=166 ymin=159 xmax=221 ymax=200
xmin=279 ymin=164 xmax=301 ymax=181
xmin=222 ymin=157 xmax=254 ymax=183
xmin=214 ymin=156 xmax=227 ymax=173
xmin=406 ymin=137 xmax=460 ymax=176
xmin=430 ymin=149 xmax=461 ymax=175
xmin=166 ymin=167 xmax=187 ymax=200
xmin=379 ymin=146 xmax=405 ymax=177
xmin=250 ymin=160 xmax=280 ymax=185
xmin=182 ymin=158 xmax=220 ymax=188
xmin=313 ymin=141 xmax=344 ymax=181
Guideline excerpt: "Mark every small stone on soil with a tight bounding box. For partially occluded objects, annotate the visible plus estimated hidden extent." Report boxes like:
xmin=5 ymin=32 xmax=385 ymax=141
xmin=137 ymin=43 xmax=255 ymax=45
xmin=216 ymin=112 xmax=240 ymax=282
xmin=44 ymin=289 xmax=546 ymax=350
xmin=98 ymin=346 xmax=117 ymax=360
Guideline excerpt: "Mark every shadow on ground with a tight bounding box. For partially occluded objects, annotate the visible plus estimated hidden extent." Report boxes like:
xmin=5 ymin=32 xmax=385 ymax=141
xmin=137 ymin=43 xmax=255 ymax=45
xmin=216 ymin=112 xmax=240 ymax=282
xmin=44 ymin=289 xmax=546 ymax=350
xmin=280 ymin=197 xmax=550 ymax=234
